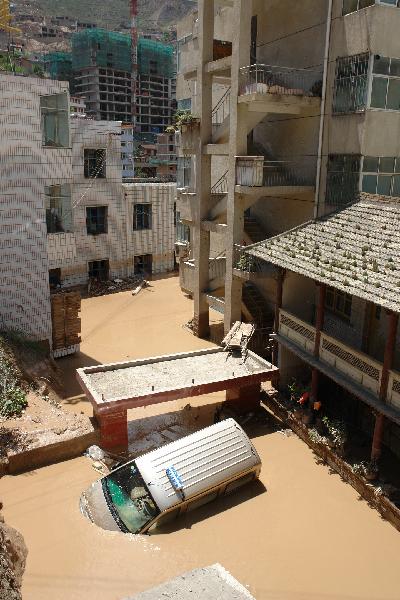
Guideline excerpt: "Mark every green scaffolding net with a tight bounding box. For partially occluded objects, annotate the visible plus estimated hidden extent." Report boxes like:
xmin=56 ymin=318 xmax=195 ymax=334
xmin=138 ymin=38 xmax=175 ymax=79
xmin=43 ymin=52 xmax=73 ymax=82
xmin=72 ymin=28 xmax=131 ymax=72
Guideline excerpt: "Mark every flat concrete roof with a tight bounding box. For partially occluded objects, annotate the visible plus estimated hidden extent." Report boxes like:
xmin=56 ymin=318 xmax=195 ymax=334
xmin=77 ymin=348 xmax=277 ymax=412
xmin=123 ymin=564 xmax=255 ymax=600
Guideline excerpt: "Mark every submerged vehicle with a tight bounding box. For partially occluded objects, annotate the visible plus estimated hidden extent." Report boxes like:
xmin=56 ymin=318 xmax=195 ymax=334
xmin=80 ymin=418 xmax=262 ymax=535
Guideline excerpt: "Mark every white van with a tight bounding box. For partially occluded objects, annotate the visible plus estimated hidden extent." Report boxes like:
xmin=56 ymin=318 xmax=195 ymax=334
xmin=80 ymin=419 xmax=261 ymax=535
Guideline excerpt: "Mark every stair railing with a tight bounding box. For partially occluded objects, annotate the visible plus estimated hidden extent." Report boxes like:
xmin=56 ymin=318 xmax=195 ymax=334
xmin=212 ymin=87 xmax=231 ymax=127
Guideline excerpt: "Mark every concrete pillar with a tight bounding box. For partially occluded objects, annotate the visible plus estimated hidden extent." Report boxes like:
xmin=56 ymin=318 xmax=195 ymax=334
xmin=311 ymin=283 xmax=326 ymax=401
xmin=226 ymin=382 xmax=261 ymax=413
xmin=371 ymin=311 xmax=399 ymax=461
xmin=272 ymin=268 xmax=284 ymax=366
xmin=94 ymin=408 xmax=128 ymax=451
xmin=224 ymin=0 xmax=253 ymax=334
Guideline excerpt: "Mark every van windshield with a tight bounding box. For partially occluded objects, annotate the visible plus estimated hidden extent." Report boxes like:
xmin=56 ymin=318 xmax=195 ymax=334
xmin=102 ymin=462 xmax=159 ymax=534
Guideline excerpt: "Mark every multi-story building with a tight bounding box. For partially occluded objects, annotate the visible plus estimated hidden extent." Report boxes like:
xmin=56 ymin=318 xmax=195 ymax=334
xmin=154 ymin=132 xmax=177 ymax=178
xmin=176 ymin=0 xmax=400 ymax=465
xmin=0 ymin=73 xmax=176 ymax=355
xmin=121 ymin=123 xmax=135 ymax=178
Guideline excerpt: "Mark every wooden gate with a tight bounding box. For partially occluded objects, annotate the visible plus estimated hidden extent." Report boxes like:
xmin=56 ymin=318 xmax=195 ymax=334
xmin=51 ymin=291 xmax=81 ymax=352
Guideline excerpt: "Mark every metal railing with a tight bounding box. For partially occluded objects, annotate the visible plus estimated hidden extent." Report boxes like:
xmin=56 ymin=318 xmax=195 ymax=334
xmin=235 ymin=157 xmax=317 ymax=188
xmin=239 ymin=64 xmax=323 ymax=98
xmin=212 ymin=87 xmax=231 ymax=127
xmin=211 ymin=170 xmax=229 ymax=194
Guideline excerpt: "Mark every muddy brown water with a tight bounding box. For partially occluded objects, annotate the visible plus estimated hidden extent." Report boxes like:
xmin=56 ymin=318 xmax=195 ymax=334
xmin=2 ymin=277 xmax=400 ymax=599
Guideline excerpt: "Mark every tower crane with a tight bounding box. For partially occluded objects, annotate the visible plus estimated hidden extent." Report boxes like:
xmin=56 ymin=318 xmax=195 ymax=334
xmin=0 ymin=0 xmax=21 ymax=33
xmin=131 ymin=0 xmax=138 ymax=127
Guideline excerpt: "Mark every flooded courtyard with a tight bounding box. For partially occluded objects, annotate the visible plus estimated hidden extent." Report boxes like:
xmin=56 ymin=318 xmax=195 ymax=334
xmin=2 ymin=276 xmax=400 ymax=600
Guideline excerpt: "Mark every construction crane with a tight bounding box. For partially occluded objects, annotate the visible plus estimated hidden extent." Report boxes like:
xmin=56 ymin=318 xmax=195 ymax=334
xmin=131 ymin=0 xmax=138 ymax=128
xmin=0 ymin=0 xmax=21 ymax=33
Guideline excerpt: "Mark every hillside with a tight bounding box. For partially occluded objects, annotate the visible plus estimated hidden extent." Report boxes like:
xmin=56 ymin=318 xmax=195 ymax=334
xmin=16 ymin=0 xmax=195 ymax=31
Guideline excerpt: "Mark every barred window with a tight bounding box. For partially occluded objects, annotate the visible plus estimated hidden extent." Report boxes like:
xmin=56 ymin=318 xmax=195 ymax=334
xmin=326 ymin=154 xmax=361 ymax=207
xmin=333 ymin=54 xmax=369 ymax=113
xmin=343 ymin=0 xmax=400 ymax=14
xmin=177 ymin=156 xmax=193 ymax=189
xmin=86 ymin=206 xmax=108 ymax=235
xmin=175 ymin=211 xmax=190 ymax=243
xmin=88 ymin=259 xmax=109 ymax=281
xmin=84 ymin=148 xmax=106 ymax=178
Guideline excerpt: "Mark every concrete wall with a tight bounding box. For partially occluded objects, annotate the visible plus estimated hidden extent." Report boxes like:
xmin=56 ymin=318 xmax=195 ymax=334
xmin=124 ymin=183 xmax=176 ymax=275
xmin=0 ymin=74 xmax=71 ymax=343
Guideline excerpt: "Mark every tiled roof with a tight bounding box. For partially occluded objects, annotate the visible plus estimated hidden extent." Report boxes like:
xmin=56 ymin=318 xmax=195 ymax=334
xmin=246 ymin=194 xmax=400 ymax=313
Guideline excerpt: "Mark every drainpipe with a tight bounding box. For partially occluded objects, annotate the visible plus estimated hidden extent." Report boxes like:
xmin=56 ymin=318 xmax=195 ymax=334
xmin=314 ymin=0 xmax=333 ymax=220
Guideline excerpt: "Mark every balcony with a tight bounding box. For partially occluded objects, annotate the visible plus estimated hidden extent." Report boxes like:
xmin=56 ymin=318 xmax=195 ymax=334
xmin=179 ymin=254 xmax=226 ymax=295
xmin=238 ymin=64 xmax=322 ymax=115
xmin=232 ymin=244 xmax=275 ymax=281
xmin=235 ymin=156 xmax=316 ymax=197
xmin=278 ymin=309 xmax=400 ymax=416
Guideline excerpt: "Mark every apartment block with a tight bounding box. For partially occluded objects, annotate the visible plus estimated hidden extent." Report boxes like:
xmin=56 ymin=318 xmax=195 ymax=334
xmin=176 ymin=0 xmax=400 ymax=464
xmin=0 ymin=73 xmax=176 ymax=353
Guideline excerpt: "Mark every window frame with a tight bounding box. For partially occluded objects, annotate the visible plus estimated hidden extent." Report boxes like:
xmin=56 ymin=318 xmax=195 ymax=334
xmin=86 ymin=205 xmax=108 ymax=236
xmin=45 ymin=184 xmax=73 ymax=234
xmin=88 ymin=259 xmax=109 ymax=281
xmin=369 ymin=55 xmax=400 ymax=111
xmin=133 ymin=203 xmax=152 ymax=231
xmin=361 ymin=155 xmax=400 ymax=196
xmin=84 ymin=148 xmax=107 ymax=179
xmin=343 ymin=0 xmax=400 ymax=15
xmin=326 ymin=154 xmax=361 ymax=207
xmin=40 ymin=92 xmax=70 ymax=148
xmin=325 ymin=287 xmax=353 ymax=321
xmin=332 ymin=53 xmax=370 ymax=114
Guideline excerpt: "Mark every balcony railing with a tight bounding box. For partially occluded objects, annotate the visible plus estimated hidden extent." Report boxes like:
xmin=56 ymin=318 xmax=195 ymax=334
xmin=388 ymin=371 xmax=400 ymax=410
xmin=239 ymin=64 xmax=323 ymax=98
xmin=212 ymin=87 xmax=231 ymax=128
xmin=179 ymin=253 xmax=226 ymax=294
xmin=211 ymin=170 xmax=228 ymax=195
xmin=235 ymin=157 xmax=316 ymax=188
xmin=278 ymin=309 xmax=387 ymax=400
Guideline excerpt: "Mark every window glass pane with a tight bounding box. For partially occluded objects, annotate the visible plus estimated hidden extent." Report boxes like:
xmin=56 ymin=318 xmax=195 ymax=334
xmin=363 ymin=156 xmax=379 ymax=172
xmin=373 ymin=56 xmax=390 ymax=75
xmin=386 ymin=78 xmax=400 ymax=110
xmin=362 ymin=174 xmax=378 ymax=193
xmin=380 ymin=0 xmax=397 ymax=5
xmin=379 ymin=157 xmax=395 ymax=172
xmin=391 ymin=175 xmax=400 ymax=197
xmin=371 ymin=77 xmax=388 ymax=108
xmin=390 ymin=58 xmax=400 ymax=76
xmin=377 ymin=174 xmax=392 ymax=195
xmin=343 ymin=0 xmax=359 ymax=13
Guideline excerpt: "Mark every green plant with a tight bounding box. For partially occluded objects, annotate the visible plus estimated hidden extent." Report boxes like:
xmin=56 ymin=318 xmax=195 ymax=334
xmin=308 ymin=428 xmax=328 ymax=445
xmin=322 ymin=416 xmax=347 ymax=448
xmin=0 ymin=353 xmax=27 ymax=417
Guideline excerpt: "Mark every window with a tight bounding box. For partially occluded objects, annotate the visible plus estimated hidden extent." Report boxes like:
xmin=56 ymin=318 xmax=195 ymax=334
xmin=40 ymin=93 xmax=69 ymax=148
xmin=88 ymin=259 xmax=109 ymax=281
xmin=176 ymin=211 xmax=191 ymax=243
xmin=325 ymin=287 xmax=352 ymax=320
xmin=84 ymin=149 xmax=106 ymax=178
xmin=371 ymin=56 xmax=400 ymax=110
xmin=343 ymin=0 xmax=399 ymax=14
xmin=177 ymin=98 xmax=192 ymax=111
xmin=86 ymin=206 xmax=108 ymax=235
xmin=45 ymin=184 xmax=72 ymax=233
xmin=49 ymin=268 xmax=61 ymax=289
xmin=362 ymin=156 xmax=400 ymax=196
xmin=326 ymin=154 xmax=361 ymax=207
xmin=134 ymin=254 xmax=152 ymax=275
xmin=333 ymin=54 xmax=369 ymax=113
xmin=133 ymin=204 xmax=152 ymax=230
xmin=177 ymin=156 xmax=192 ymax=189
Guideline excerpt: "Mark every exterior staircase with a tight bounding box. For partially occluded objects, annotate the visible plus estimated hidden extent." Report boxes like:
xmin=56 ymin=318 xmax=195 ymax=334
xmin=241 ymin=282 xmax=274 ymax=357
xmin=244 ymin=215 xmax=266 ymax=244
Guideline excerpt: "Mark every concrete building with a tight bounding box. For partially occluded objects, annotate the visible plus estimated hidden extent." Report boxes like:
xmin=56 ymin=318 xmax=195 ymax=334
xmin=0 ymin=73 xmax=176 ymax=353
xmin=176 ymin=0 xmax=400 ymax=464
xmin=154 ymin=132 xmax=177 ymax=178
xmin=121 ymin=123 xmax=135 ymax=179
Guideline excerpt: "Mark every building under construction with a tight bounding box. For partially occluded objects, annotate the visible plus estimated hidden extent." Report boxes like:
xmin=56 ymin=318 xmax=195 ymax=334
xmin=68 ymin=28 xmax=175 ymax=130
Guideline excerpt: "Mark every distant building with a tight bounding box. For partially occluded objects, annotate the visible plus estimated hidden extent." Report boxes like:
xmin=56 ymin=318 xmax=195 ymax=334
xmin=121 ymin=123 xmax=135 ymax=179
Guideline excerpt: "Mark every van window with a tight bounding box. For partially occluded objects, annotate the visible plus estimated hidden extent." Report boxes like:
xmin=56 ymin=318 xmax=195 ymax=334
xmin=186 ymin=491 xmax=218 ymax=512
xmin=151 ymin=506 xmax=181 ymax=530
xmin=224 ymin=472 xmax=255 ymax=495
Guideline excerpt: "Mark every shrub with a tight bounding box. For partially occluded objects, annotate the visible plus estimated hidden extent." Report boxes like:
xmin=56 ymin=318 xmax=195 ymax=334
xmin=0 ymin=350 xmax=27 ymax=417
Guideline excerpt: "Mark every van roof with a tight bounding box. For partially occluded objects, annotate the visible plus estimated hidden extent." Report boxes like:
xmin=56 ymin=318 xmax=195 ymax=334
xmin=135 ymin=419 xmax=261 ymax=512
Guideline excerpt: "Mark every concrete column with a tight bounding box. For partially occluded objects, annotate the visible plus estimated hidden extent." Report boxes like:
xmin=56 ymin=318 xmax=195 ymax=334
xmin=193 ymin=0 xmax=214 ymax=338
xmin=226 ymin=382 xmax=261 ymax=413
xmin=272 ymin=268 xmax=284 ymax=366
xmin=224 ymin=0 xmax=253 ymax=334
xmin=371 ymin=311 xmax=399 ymax=461
xmin=94 ymin=408 xmax=128 ymax=451
xmin=311 ymin=283 xmax=326 ymax=401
